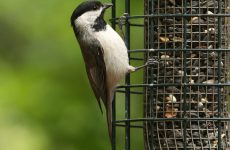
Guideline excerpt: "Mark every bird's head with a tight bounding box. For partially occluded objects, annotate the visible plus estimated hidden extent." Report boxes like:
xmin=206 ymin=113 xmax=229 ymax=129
xmin=71 ymin=1 xmax=113 ymax=28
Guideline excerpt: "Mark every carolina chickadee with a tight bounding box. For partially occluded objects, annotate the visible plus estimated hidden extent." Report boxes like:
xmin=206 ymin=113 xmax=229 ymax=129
xmin=71 ymin=1 xmax=136 ymax=141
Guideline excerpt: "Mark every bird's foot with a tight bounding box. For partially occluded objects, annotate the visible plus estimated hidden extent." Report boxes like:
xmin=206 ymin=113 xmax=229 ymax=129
xmin=128 ymin=58 xmax=158 ymax=73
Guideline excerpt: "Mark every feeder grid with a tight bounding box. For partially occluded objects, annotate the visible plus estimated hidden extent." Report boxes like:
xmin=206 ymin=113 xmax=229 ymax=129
xmin=111 ymin=0 xmax=230 ymax=150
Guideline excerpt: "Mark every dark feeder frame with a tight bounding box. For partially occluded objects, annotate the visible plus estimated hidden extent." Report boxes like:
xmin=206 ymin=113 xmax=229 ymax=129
xmin=110 ymin=0 xmax=230 ymax=150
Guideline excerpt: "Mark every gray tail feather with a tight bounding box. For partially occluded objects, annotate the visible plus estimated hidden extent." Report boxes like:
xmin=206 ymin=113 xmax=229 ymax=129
xmin=105 ymin=89 xmax=114 ymax=144
xmin=106 ymin=102 xmax=112 ymax=143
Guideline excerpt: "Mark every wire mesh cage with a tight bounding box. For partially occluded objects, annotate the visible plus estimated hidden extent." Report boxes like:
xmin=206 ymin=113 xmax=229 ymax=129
xmin=111 ymin=0 xmax=230 ymax=150
xmin=144 ymin=0 xmax=230 ymax=149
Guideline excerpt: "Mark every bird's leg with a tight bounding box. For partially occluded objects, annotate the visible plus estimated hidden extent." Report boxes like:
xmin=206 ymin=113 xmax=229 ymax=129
xmin=128 ymin=58 xmax=158 ymax=73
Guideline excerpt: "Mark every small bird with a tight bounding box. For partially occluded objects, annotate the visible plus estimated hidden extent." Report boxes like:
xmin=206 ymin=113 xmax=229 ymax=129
xmin=70 ymin=1 xmax=136 ymax=141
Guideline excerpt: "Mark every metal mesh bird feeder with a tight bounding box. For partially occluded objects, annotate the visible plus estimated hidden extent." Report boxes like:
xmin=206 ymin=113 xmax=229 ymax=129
xmin=111 ymin=0 xmax=230 ymax=150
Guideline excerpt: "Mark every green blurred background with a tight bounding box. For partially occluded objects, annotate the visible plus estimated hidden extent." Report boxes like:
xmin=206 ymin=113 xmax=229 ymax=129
xmin=0 ymin=0 xmax=144 ymax=150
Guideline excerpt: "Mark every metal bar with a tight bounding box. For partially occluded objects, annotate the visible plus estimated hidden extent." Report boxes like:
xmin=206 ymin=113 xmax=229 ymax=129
xmin=111 ymin=0 xmax=116 ymax=149
xmin=115 ymin=117 xmax=230 ymax=123
xmin=125 ymin=0 xmax=131 ymax=150
xmin=149 ymin=67 xmax=155 ymax=149
xmin=217 ymin=0 xmax=223 ymax=149
xmin=127 ymin=48 xmax=230 ymax=52
xmin=117 ymin=83 xmax=230 ymax=89
xmin=129 ymin=57 xmax=144 ymax=61
xmin=115 ymin=90 xmax=143 ymax=95
xmin=110 ymin=22 xmax=145 ymax=27
xmin=115 ymin=124 xmax=143 ymax=128
xmin=110 ymin=13 xmax=230 ymax=21
xmin=128 ymin=49 xmax=155 ymax=53
xmin=149 ymin=1 xmax=156 ymax=148
xmin=112 ymin=94 xmax=116 ymax=150
xmin=111 ymin=0 xmax=116 ymax=29
xmin=182 ymin=1 xmax=188 ymax=149
xmin=129 ymin=23 xmax=144 ymax=27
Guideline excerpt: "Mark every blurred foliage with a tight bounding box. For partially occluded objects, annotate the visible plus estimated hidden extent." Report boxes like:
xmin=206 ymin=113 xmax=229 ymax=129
xmin=0 ymin=0 xmax=144 ymax=150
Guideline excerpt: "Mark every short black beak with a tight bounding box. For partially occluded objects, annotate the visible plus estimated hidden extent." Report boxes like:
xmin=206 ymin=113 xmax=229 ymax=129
xmin=103 ymin=3 xmax=113 ymax=10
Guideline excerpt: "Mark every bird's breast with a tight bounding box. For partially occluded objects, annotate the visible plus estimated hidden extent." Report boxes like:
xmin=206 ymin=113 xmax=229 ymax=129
xmin=94 ymin=25 xmax=129 ymax=85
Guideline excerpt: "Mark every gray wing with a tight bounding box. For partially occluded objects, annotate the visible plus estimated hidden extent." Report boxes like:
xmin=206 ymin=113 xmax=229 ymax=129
xmin=72 ymin=25 xmax=112 ymax=140
xmin=80 ymin=40 xmax=113 ymax=140
xmin=79 ymin=39 xmax=108 ymax=112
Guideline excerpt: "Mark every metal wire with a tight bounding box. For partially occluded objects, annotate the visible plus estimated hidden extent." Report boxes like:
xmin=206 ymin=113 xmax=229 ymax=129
xmin=110 ymin=14 xmax=230 ymax=21
xmin=111 ymin=0 xmax=230 ymax=150
xmin=111 ymin=0 xmax=116 ymax=149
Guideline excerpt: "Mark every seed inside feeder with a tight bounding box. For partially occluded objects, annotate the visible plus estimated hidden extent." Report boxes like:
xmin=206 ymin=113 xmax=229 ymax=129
xmin=144 ymin=0 xmax=230 ymax=149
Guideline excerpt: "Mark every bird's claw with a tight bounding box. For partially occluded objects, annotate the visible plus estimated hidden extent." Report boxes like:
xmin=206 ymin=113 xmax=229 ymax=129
xmin=128 ymin=58 xmax=158 ymax=73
